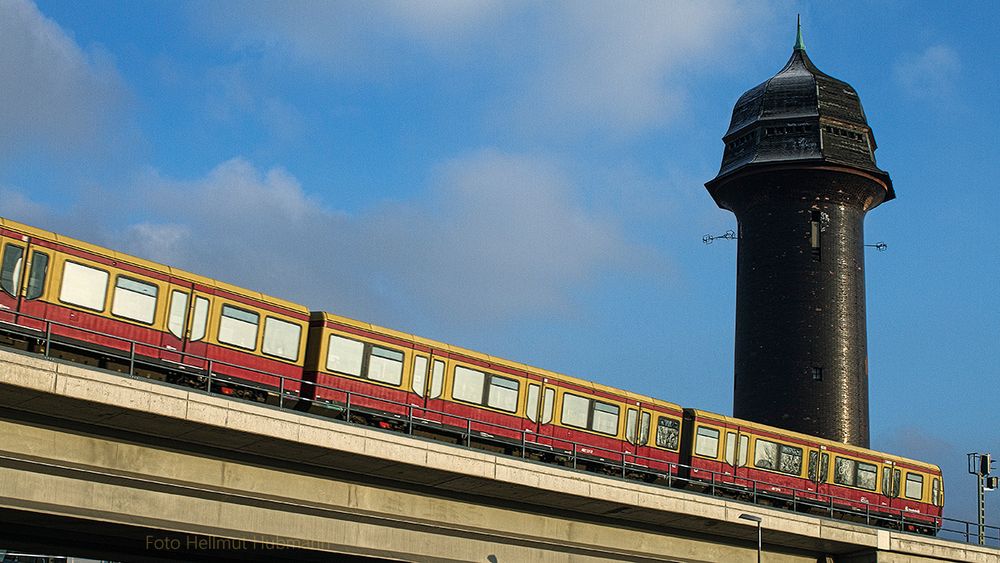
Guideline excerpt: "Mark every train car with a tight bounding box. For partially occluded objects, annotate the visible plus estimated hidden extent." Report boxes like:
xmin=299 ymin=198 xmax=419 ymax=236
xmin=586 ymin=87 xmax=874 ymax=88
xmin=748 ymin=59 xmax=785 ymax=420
xmin=0 ymin=217 xmax=309 ymax=397
xmin=305 ymin=310 xmax=686 ymax=475
xmin=682 ymin=410 xmax=943 ymax=532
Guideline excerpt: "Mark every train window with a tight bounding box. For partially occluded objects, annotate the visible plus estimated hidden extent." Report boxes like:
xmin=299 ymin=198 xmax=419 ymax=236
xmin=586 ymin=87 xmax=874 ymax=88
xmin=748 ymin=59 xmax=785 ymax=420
xmin=168 ymin=291 xmax=188 ymax=338
xmin=453 ymin=366 xmax=486 ymax=404
xmin=560 ymin=393 xmax=589 ymax=429
xmin=412 ymin=356 xmax=428 ymax=398
xmin=857 ymin=462 xmax=877 ymax=491
xmin=25 ymin=252 xmax=49 ymax=300
xmin=739 ymin=435 xmax=749 ymax=467
xmin=835 ymin=457 xmax=856 ymax=487
xmin=625 ymin=409 xmax=638 ymax=444
xmin=452 ymin=366 xmax=519 ymax=412
xmin=59 ymin=261 xmax=109 ymax=311
xmin=932 ymin=478 xmax=942 ymax=506
xmin=892 ymin=468 xmax=901 ymax=497
xmin=656 ymin=417 xmax=680 ymax=450
xmin=695 ymin=427 xmax=720 ymax=458
xmin=486 ymin=375 xmax=519 ymax=412
xmin=541 ymin=388 xmax=555 ymax=424
xmin=112 ymin=276 xmax=158 ymax=324
xmin=905 ymin=473 xmax=924 ymax=500
xmin=368 ymin=345 xmax=403 ymax=385
xmin=0 ymin=244 xmax=23 ymax=297
xmin=526 ymin=384 xmax=539 ymax=422
xmin=429 ymin=360 xmax=444 ymax=399
xmin=639 ymin=412 xmax=651 ymax=445
xmin=592 ymin=401 xmax=619 ymax=435
xmin=219 ymin=305 xmax=259 ymax=350
xmin=190 ymin=297 xmax=209 ymax=342
xmin=809 ymin=451 xmax=819 ymax=481
xmin=754 ymin=439 xmax=778 ymax=470
xmin=328 ymin=335 xmax=364 ymax=376
xmin=262 ymin=317 xmax=301 ymax=362
xmin=779 ymin=444 xmax=803 ymax=475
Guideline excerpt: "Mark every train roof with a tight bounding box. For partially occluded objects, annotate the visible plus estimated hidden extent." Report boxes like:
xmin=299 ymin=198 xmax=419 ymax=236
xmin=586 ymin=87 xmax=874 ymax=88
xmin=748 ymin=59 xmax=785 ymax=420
xmin=0 ymin=217 xmax=309 ymax=315
xmin=687 ymin=409 xmax=942 ymax=474
xmin=311 ymin=311 xmax=684 ymax=412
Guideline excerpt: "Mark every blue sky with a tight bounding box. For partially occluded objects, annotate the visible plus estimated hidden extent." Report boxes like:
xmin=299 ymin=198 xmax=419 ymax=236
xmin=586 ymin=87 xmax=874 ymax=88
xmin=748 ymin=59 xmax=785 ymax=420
xmin=1 ymin=1 xmax=997 ymax=526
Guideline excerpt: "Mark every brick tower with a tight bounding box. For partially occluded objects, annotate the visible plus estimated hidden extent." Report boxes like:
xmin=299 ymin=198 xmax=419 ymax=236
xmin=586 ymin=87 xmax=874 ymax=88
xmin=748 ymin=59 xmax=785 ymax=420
xmin=704 ymin=23 xmax=894 ymax=447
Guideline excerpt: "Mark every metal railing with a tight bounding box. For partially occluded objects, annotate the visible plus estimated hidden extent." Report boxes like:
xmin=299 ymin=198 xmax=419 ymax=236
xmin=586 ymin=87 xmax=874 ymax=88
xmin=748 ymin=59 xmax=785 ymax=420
xmin=0 ymin=312 xmax=996 ymax=547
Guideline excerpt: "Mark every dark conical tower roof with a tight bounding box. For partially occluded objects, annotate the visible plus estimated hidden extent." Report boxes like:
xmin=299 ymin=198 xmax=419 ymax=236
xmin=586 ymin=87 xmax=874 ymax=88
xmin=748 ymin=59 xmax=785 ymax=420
xmin=707 ymin=22 xmax=894 ymax=201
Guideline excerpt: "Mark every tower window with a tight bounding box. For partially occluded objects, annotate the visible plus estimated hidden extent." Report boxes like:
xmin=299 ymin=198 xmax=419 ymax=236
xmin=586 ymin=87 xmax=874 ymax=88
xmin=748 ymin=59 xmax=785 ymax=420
xmin=810 ymin=210 xmax=821 ymax=260
xmin=812 ymin=367 xmax=823 ymax=381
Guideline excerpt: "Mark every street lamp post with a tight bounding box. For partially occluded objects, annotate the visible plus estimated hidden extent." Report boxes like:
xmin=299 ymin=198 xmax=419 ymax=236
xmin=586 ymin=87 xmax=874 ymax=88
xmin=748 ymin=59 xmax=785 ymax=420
xmin=739 ymin=513 xmax=762 ymax=563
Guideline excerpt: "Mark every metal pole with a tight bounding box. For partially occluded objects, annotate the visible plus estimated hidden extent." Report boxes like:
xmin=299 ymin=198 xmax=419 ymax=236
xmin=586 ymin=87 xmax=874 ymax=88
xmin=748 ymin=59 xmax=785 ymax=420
xmin=756 ymin=521 xmax=762 ymax=563
xmin=979 ymin=472 xmax=986 ymax=545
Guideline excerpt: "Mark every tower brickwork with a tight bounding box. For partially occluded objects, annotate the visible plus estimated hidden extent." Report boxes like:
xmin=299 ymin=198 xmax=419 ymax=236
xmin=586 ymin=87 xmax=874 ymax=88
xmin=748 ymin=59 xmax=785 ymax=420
xmin=705 ymin=27 xmax=893 ymax=447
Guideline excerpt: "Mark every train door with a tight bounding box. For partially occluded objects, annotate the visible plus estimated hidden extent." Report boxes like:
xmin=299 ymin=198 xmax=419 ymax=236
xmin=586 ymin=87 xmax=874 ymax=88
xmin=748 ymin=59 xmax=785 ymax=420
xmin=9 ymin=242 xmax=52 ymax=333
xmin=161 ymin=280 xmax=195 ymax=364
xmin=807 ymin=448 xmax=831 ymax=502
xmin=0 ymin=236 xmax=27 ymax=321
xmin=624 ymin=404 xmax=652 ymax=470
xmin=182 ymin=290 xmax=212 ymax=369
xmin=724 ymin=426 xmax=750 ymax=488
xmin=420 ymin=354 xmax=447 ymax=424
xmin=532 ymin=380 xmax=557 ymax=451
xmin=409 ymin=352 xmax=430 ymax=412
xmin=881 ymin=462 xmax=901 ymax=515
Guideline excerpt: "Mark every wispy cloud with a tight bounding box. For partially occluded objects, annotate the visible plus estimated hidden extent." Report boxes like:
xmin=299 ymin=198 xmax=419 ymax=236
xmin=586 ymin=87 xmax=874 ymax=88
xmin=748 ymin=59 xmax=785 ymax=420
xmin=6 ymin=153 xmax=658 ymax=326
xmin=195 ymin=1 xmax=762 ymax=138
xmin=893 ymin=44 xmax=961 ymax=102
xmin=502 ymin=1 xmax=755 ymax=137
xmin=0 ymin=0 xmax=129 ymax=156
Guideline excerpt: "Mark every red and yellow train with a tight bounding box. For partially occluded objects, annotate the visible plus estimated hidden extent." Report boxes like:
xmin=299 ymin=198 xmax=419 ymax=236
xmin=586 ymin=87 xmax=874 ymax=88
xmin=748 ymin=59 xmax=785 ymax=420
xmin=0 ymin=216 xmax=943 ymax=533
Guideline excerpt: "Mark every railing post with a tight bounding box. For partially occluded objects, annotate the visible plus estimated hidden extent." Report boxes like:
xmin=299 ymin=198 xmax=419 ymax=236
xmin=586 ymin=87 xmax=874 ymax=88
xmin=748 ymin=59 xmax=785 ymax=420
xmin=278 ymin=377 xmax=285 ymax=409
xmin=44 ymin=322 xmax=52 ymax=357
xmin=572 ymin=443 xmax=578 ymax=469
xmin=346 ymin=392 xmax=352 ymax=422
xmin=753 ymin=481 xmax=758 ymax=504
xmin=128 ymin=341 xmax=136 ymax=376
xmin=465 ymin=419 xmax=472 ymax=447
xmin=667 ymin=463 xmax=673 ymax=487
xmin=621 ymin=454 xmax=627 ymax=478
xmin=206 ymin=361 xmax=213 ymax=393
xmin=407 ymin=406 xmax=414 ymax=435
xmin=521 ymin=432 xmax=526 ymax=459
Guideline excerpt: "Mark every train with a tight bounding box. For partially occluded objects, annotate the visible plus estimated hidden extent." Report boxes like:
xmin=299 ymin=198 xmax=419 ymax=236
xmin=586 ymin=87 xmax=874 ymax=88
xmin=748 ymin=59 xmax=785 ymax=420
xmin=0 ymin=216 xmax=943 ymax=533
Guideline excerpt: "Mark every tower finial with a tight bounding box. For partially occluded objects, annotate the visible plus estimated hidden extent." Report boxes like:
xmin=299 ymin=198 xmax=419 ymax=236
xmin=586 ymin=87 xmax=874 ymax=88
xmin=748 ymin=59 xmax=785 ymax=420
xmin=794 ymin=14 xmax=806 ymax=51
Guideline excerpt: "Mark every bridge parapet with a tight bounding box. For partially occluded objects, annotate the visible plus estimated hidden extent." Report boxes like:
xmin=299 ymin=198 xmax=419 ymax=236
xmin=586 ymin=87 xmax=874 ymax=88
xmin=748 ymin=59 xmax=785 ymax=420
xmin=0 ymin=348 xmax=996 ymax=562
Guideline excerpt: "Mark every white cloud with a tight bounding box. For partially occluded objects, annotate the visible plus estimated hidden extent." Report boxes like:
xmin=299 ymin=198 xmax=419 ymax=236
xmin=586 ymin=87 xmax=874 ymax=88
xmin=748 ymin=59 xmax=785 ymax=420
xmin=893 ymin=44 xmax=961 ymax=101
xmin=0 ymin=0 xmax=128 ymax=155
xmin=197 ymin=0 xmax=507 ymax=73
xmin=507 ymin=1 xmax=754 ymax=136
xmin=196 ymin=1 xmax=762 ymax=137
xmin=5 ymin=153 xmax=654 ymax=326
xmin=369 ymin=150 xmax=644 ymax=320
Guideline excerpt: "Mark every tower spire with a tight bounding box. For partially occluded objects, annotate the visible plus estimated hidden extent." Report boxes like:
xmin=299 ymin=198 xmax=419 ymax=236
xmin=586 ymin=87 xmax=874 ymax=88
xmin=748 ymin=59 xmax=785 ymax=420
xmin=794 ymin=14 xmax=806 ymax=51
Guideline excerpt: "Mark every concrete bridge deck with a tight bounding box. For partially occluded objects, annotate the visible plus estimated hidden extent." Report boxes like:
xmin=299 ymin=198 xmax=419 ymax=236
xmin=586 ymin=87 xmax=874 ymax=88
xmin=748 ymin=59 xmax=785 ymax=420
xmin=0 ymin=348 xmax=996 ymax=562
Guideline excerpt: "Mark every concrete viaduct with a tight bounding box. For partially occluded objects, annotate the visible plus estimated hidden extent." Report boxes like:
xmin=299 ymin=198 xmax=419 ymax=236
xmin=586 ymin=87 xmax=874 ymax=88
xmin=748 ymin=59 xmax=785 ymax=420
xmin=0 ymin=348 xmax=995 ymax=562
